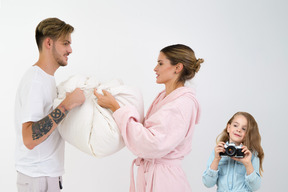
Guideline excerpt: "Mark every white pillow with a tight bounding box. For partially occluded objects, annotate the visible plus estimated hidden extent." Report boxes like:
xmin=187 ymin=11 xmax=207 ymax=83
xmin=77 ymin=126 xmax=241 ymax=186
xmin=53 ymin=74 xmax=144 ymax=158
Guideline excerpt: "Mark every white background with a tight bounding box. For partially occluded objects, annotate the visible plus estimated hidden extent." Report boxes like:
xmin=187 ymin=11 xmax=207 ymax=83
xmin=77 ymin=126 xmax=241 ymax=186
xmin=0 ymin=0 xmax=287 ymax=191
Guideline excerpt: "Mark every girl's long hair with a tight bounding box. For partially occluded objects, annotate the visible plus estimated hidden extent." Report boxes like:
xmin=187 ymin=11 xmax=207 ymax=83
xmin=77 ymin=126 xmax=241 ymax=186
xmin=216 ymin=112 xmax=264 ymax=176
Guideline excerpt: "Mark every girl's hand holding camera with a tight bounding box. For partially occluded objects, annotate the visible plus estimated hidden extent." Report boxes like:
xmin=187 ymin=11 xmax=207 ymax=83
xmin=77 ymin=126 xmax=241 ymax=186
xmin=231 ymin=145 xmax=254 ymax=175
xmin=231 ymin=145 xmax=251 ymax=164
xmin=214 ymin=142 xmax=226 ymax=160
xmin=210 ymin=141 xmax=226 ymax=171
xmin=214 ymin=142 xmax=254 ymax=175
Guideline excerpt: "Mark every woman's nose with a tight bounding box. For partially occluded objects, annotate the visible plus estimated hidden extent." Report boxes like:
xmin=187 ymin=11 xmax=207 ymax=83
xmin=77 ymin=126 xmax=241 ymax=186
xmin=154 ymin=65 xmax=158 ymax=71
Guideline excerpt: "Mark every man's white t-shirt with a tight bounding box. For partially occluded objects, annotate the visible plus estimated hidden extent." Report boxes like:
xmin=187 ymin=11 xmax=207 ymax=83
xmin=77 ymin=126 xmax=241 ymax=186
xmin=14 ymin=65 xmax=64 ymax=177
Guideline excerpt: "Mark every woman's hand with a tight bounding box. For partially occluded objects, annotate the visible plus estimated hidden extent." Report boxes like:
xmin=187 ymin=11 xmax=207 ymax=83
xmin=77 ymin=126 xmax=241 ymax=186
xmin=94 ymin=89 xmax=120 ymax=112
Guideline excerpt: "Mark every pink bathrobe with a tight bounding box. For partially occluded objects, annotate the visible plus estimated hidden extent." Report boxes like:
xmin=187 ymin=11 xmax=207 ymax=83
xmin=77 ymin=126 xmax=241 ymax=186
xmin=113 ymin=87 xmax=200 ymax=192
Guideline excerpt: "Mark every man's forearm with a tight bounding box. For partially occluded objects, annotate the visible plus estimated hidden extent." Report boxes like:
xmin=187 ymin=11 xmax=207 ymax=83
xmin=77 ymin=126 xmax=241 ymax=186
xmin=31 ymin=105 xmax=68 ymax=140
xmin=23 ymin=104 xmax=69 ymax=149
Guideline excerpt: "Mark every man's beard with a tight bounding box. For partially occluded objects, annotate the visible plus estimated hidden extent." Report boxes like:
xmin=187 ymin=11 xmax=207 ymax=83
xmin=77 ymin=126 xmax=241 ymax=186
xmin=52 ymin=46 xmax=67 ymax=67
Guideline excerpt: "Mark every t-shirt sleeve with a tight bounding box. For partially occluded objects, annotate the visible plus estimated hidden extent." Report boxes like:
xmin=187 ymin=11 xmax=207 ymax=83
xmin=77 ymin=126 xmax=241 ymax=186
xmin=21 ymin=80 xmax=46 ymax=123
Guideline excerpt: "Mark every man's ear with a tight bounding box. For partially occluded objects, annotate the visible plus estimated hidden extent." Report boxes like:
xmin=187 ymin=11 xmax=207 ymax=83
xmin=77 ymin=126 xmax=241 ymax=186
xmin=43 ymin=37 xmax=53 ymax=49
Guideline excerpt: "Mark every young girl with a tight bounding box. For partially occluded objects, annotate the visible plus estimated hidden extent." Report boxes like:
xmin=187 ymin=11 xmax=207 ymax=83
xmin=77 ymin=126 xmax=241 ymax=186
xmin=202 ymin=112 xmax=264 ymax=191
xmin=95 ymin=44 xmax=203 ymax=192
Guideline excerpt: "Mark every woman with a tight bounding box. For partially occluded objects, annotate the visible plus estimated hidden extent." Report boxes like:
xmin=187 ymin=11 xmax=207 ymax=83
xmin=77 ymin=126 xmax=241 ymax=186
xmin=94 ymin=44 xmax=204 ymax=192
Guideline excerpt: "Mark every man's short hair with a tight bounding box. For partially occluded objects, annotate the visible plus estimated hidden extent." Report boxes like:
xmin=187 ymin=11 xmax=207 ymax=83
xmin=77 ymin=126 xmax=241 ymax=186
xmin=35 ymin=17 xmax=74 ymax=51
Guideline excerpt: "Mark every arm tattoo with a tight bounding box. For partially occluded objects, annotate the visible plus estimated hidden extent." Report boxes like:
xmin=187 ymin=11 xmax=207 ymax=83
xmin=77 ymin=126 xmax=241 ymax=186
xmin=32 ymin=116 xmax=53 ymax=140
xmin=51 ymin=108 xmax=66 ymax=124
xmin=31 ymin=107 xmax=67 ymax=140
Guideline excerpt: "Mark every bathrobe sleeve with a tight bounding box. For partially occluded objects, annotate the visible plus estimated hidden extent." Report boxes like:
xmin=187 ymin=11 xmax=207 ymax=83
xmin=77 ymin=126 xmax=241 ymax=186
xmin=113 ymin=95 xmax=198 ymax=158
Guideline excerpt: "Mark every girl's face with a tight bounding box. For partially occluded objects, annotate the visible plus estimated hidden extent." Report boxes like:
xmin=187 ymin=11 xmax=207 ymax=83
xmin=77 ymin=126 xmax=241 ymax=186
xmin=227 ymin=115 xmax=247 ymax=146
xmin=154 ymin=52 xmax=178 ymax=85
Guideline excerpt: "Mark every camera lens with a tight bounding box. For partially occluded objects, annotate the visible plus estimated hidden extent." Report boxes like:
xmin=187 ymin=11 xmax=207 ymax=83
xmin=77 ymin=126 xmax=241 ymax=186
xmin=226 ymin=146 xmax=236 ymax=156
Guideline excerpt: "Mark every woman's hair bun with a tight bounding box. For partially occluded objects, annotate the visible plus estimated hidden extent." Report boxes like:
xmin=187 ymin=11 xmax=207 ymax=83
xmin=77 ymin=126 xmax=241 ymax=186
xmin=195 ymin=58 xmax=204 ymax=73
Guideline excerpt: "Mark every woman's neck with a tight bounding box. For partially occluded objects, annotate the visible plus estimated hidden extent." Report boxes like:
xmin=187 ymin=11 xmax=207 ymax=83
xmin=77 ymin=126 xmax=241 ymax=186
xmin=165 ymin=82 xmax=184 ymax=96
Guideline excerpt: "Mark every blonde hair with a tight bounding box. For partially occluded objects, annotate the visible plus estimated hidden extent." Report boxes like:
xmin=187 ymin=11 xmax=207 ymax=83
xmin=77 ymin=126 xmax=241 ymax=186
xmin=160 ymin=44 xmax=204 ymax=84
xmin=216 ymin=112 xmax=264 ymax=176
xmin=35 ymin=17 xmax=74 ymax=51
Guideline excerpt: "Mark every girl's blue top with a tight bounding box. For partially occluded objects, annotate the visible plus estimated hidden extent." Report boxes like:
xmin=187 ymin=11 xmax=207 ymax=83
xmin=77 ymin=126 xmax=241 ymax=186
xmin=202 ymin=149 xmax=261 ymax=192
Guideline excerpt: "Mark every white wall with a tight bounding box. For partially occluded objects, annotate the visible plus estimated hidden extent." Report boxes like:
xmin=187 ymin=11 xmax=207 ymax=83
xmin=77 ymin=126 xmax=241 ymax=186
xmin=0 ymin=0 xmax=287 ymax=191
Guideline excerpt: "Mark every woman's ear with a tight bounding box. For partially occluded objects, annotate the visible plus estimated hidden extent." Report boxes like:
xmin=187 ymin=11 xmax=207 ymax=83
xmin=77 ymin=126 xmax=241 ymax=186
xmin=175 ymin=63 xmax=183 ymax=74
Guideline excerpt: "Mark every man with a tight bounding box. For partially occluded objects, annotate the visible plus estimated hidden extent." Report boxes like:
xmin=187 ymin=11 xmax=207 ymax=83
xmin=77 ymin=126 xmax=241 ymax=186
xmin=14 ymin=17 xmax=85 ymax=192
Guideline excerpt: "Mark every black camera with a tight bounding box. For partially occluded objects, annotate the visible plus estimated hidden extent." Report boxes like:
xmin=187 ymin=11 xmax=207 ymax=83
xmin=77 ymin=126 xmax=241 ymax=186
xmin=219 ymin=142 xmax=244 ymax=158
